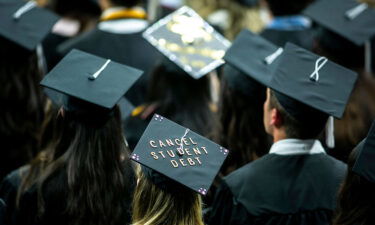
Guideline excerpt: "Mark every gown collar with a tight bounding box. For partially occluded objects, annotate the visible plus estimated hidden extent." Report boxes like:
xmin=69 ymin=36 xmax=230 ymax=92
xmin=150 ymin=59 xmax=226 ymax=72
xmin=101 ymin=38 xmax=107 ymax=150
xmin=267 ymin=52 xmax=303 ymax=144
xmin=269 ymin=139 xmax=326 ymax=155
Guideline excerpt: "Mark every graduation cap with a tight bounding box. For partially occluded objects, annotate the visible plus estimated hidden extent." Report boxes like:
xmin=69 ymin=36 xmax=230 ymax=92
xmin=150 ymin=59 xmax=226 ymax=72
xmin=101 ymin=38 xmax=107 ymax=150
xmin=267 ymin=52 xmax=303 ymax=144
xmin=353 ymin=121 xmax=375 ymax=183
xmin=143 ymin=6 xmax=231 ymax=79
xmin=0 ymin=0 xmax=59 ymax=50
xmin=131 ymin=114 xmax=228 ymax=195
xmin=267 ymin=42 xmax=358 ymax=120
xmin=224 ymin=29 xmax=281 ymax=87
xmin=41 ymin=49 xmax=143 ymax=111
xmin=304 ymin=0 xmax=375 ymax=72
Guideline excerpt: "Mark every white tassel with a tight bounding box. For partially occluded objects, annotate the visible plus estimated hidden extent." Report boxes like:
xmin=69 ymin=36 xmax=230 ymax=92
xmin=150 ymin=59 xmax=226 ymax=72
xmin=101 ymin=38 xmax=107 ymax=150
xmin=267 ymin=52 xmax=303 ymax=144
xmin=326 ymin=116 xmax=335 ymax=148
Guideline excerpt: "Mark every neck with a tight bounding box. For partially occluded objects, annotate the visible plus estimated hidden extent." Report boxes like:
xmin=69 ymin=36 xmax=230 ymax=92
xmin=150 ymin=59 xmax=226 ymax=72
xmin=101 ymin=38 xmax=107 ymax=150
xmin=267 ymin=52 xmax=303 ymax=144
xmin=272 ymin=129 xmax=287 ymax=143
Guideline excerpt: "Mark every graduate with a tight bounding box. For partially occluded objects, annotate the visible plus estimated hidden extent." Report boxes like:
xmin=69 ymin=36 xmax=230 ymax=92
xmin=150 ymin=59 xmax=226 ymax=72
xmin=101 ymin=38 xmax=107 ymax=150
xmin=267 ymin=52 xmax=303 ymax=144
xmin=2 ymin=50 xmax=142 ymax=225
xmin=333 ymin=121 xmax=375 ymax=225
xmin=208 ymin=42 xmax=358 ymax=225
xmin=304 ymin=0 xmax=375 ymax=161
xmin=57 ymin=0 xmax=162 ymax=106
xmin=0 ymin=0 xmax=59 ymax=181
xmin=215 ymin=29 xmax=273 ymax=176
xmin=130 ymin=114 xmax=228 ymax=225
xmin=124 ymin=6 xmax=230 ymax=150
xmin=260 ymin=0 xmax=315 ymax=50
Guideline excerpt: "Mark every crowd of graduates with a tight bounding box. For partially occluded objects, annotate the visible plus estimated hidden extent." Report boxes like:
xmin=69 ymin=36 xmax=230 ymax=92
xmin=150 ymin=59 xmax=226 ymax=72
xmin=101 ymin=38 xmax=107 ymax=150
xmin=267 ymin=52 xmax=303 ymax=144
xmin=0 ymin=0 xmax=375 ymax=225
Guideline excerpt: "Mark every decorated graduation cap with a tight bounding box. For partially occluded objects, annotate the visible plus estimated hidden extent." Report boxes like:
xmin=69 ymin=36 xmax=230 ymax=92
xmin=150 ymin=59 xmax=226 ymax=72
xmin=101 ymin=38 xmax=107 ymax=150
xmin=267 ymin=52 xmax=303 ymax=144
xmin=304 ymin=0 xmax=375 ymax=72
xmin=353 ymin=121 xmax=375 ymax=183
xmin=0 ymin=0 xmax=59 ymax=50
xmin=41 ymin=49 xmax=143 ymax=112
xmin=131 ymin=114 xmax=228 ymax=195
xmin=143 ymin=6 xmax=231 ymax=79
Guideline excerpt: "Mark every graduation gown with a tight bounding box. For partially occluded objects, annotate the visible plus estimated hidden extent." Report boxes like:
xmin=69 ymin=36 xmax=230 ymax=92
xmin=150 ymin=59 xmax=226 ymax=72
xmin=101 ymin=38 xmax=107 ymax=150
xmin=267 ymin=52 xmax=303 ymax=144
xmin=57 ymin=17 xmax=162 ymax=106
xmin=208 ymin=140 xmax=347 ymax=225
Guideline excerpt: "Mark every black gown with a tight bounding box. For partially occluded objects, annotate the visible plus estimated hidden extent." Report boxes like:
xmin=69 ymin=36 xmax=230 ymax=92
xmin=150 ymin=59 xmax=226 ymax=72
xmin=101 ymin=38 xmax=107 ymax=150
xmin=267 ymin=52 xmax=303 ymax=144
xmin=208 ymin=153 xmax=347 ymax=225
xmin=260 ymin=28 xmax=315 ymax=50
xmin=0 ymin=198 xmax=5 ymax=225
xmin=0 ymin=164 xmax=136 ymax=225
xmin=57 ymin=21 xmax=162 ymax=106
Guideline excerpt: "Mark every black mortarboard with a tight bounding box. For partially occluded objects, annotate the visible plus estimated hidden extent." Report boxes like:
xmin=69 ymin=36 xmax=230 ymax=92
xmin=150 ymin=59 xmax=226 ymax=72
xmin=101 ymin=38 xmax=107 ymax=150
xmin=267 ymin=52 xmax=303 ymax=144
xmin=353 ymin=121 xmax=375 ymax=183
xmin=304 ymin=0 xmax=375 ymax=72
xmin=304 ymin=0 xmax=375 ymax=46
xmin=268 ymin=43 xmax=358 ymax=120
xmin=224 ymin=29 xmax=281 ymax=87
xmin=41 ymin=49 xmax=143 ymax=111
xmin=143 ymin=6 xmax=231 ymax=79
xmin=131 ymin=114 xmax=228 ymax=195
xmin=0 ymin=0 xmax=59 ymax=50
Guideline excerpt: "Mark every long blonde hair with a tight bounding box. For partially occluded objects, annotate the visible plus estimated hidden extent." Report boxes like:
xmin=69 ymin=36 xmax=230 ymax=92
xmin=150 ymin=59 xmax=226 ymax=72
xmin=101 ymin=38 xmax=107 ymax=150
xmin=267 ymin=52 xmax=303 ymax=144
xmin=132 ymin=167 xmax=205 ymax=225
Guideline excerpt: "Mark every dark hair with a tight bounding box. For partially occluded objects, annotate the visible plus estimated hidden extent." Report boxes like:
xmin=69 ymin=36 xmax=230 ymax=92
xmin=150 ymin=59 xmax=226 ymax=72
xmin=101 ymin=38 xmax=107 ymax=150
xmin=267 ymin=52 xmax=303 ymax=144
xmin=18 ymin=104 xmax=135 ymax=225
xmin=0 ymin=37 xmax=46 ymax=180
xmin=110 ymin=0 xmax=141 ymax=7
xmin=265 ymin=0 xmax=314 ymax=16
xmin=215 ymin=70 xmax=271 ymax=175
xmin=268 ymin=89 xmax=327 ymax=139
xmin=333 ymin=142 xmax=375 ymax=225
xmin=146 ymin=60 xmax=216 ymax=137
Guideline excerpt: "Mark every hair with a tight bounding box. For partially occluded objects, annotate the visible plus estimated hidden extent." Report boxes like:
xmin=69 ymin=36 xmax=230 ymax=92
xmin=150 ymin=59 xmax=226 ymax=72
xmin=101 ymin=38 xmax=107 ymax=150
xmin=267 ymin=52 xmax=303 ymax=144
xmin=0 ymin=36 xmax=46 ymax=180
xmin=18 ymin=103 xmax=135 ymax=225
xmin=146 ymin=60 xmax=216 ymax=137
xmin=268 ymin=89 xmax=327 ymax=139
xmin=265 ymin=0 xmax=314 ymax=16
xmin=333 ymin=142 xmax=375 ymax=225
xmin=215 ymin=72 xmax=271 ymax=175
xmin=110 ymin=0 xmax=141 ymax=7
xmin=132 ymin=168 xmax=204 ymax=225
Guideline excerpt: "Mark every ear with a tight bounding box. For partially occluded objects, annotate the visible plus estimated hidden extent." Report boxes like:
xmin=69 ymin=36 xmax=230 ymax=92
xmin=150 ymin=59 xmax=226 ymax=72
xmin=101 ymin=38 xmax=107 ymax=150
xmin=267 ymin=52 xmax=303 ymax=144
xmin=271 ymin=108 xmax=283 ymax=128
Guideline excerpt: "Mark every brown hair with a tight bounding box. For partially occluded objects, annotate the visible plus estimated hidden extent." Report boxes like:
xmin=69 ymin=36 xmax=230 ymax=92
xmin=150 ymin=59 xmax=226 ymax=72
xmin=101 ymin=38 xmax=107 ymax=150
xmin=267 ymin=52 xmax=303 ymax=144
xmin=132 ymin=168 xmax=204 ymax=225
xmin=215 ymin=76 xmax=270 ymax=175
xmin=333 ymin=142 xmax=375 ymax=225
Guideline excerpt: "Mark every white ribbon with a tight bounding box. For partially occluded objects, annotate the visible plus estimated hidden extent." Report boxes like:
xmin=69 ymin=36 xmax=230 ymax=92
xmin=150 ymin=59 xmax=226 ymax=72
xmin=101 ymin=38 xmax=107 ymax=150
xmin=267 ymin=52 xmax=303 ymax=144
xmin=90 ymin=59 xmax=111 ymax=80
xmin=13 ymin=1 xmax=37 ymax=20
xmin=309 ymin=57 xmax=328 ymax=82
xmin=345 ymin=3 xmax=368 ymax=20
xmin=264 ymin=48 xmax=283 ymax=65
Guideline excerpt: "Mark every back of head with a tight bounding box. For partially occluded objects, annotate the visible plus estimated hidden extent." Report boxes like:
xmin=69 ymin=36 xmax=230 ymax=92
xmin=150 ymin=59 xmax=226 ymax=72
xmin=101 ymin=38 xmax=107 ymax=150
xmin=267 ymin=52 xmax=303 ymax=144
xmin=147 ymin=60 xmax=214 ymax=136
xmin=265 ymin=0 xmax=315 ymax=16
xmin=269 ymin=89 xmax=328 ymax=139
xmin=35 ymin=103 xmax=135 ymax=225
xmin=132 ymin=169 xmax=204 ymax=225
xmin=0 ymin=36 xmax=46 ymax=179
xmin=333 ymin=141 xmax=375 ymax=225
xmin=217 ymin=65 xmax=270 ymax=175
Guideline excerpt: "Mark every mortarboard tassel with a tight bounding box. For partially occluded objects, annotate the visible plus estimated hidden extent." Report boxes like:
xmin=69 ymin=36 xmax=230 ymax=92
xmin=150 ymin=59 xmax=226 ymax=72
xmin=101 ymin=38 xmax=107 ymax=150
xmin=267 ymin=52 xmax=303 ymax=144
xmin=326 ymin=116 xmax=335 ymax=148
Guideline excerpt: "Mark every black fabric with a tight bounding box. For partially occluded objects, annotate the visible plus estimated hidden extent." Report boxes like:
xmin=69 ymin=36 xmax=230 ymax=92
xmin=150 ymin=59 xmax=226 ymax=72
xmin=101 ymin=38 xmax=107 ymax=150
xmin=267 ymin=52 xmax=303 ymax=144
xmin=260 ymin=28 xmax=315 ymax=50
xmin=0 ymin=0 xmax=59 ymax=50
xmin=208 ymin=153 xmax=347 ymax=225
xmin=353 ymin=122 xmax=375 ymax=183
xmin=42 ymin=33 xmax=69 ymax=72
xmin=57 ymin=28 xmax=163 ymax=106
